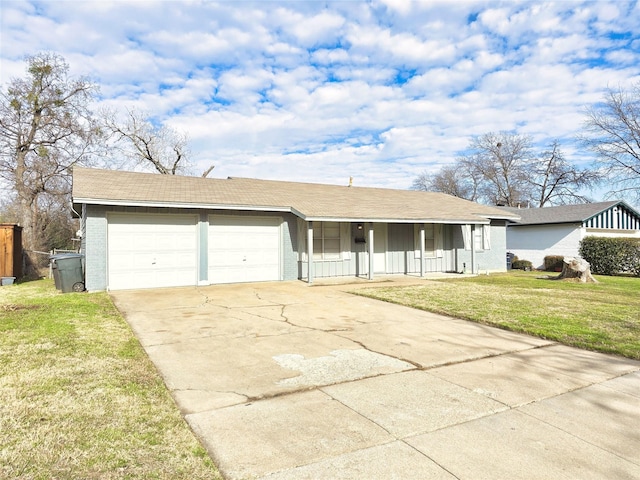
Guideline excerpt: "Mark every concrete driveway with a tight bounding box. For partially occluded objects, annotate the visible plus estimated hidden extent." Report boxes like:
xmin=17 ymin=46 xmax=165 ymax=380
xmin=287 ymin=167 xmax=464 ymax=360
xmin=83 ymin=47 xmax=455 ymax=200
xmin=111 ymin=279 xmax=640 ymax=480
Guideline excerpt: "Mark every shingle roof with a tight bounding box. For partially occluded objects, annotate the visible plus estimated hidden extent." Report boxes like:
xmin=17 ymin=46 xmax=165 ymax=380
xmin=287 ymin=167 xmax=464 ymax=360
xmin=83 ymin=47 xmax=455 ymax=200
xmin=72 ymin=167 xmax=519 ymax=224
xmin=500 ymin=201 xmax=622 ymax=225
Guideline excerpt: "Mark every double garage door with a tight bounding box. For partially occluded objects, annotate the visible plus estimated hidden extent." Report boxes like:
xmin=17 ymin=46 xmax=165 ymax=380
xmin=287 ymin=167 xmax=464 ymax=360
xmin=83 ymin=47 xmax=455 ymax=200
xmin=107 ymin=213 xmax=281 ymax=290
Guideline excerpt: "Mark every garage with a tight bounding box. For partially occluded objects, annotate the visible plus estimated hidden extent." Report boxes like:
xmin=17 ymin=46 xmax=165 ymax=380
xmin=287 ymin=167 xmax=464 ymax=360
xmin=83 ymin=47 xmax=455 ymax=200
xmin=108 ymin=213 xmax=198 ymax=290
xmin=209 ymin=215 xmax=281 ymax=284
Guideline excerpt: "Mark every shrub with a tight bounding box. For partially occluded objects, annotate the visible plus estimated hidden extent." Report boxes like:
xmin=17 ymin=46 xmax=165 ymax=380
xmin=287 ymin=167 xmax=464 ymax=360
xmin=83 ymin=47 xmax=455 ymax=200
xmin=579 ymin=236 xmax=640 ymax=276
xmin=543 ymin=255 xmax=565 ymax=272
xmin=512 ymin=259 xmax=533 ymax=271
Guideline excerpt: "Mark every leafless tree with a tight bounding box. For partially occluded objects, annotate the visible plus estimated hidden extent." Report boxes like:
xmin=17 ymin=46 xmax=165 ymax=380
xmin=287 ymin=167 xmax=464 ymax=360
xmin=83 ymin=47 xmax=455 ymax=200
xmin=103 ymin=109 xmax=214 ymax=177
xmin=412 ymin=162 xmax=480 ymax=201
xmin=529 ymin=141 xmax=600 ymax=206
xmin=0 ymin=53 xmax=100 ymax=271
xmin=466 ymin=132 xmax=533 ymax=206
xmin=414 ymin=132 xmax=600 ymax=207
xmin=103 ymin=108 xmax=191 ymax=175
xmin=582 ymin=83 xmax=640 ymax=202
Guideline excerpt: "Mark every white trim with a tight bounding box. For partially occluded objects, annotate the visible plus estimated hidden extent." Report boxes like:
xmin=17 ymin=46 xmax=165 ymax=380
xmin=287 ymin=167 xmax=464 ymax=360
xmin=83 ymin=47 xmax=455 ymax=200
xmin=75 ymin=198 xmax=501 ymax=224
xmin=340 ymin=222 xmax=352 ymax=260
xmin=482 ymin=224 xmax=491 ymax=250
xmin=462 ymin=225 xmax=472 ymax=251
xmin=75 ymin=198 xmax=294 ymax=213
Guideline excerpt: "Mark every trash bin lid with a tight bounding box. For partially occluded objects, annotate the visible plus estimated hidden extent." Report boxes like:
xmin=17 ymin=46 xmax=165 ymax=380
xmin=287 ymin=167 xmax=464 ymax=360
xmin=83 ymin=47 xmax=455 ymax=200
xmin=50 ymin=253 xmax=83 ymax=265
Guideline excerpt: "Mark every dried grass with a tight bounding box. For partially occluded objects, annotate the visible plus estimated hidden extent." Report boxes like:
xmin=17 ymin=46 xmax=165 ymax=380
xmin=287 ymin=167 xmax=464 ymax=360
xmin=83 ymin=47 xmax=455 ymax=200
xmin=0 ymin=280 xmax=221 ymax=480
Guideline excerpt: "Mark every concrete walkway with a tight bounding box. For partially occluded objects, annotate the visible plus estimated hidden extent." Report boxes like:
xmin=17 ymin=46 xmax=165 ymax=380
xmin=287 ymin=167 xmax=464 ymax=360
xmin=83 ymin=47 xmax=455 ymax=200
xmin=111 ymin=279 xmax=640 ymax=480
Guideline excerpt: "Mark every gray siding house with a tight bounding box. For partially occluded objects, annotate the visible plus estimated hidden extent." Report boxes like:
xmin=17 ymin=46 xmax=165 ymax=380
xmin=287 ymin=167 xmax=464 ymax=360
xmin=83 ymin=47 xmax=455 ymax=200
xmin=502 ymin=201 xmax=640 ymax=269
xmin=72 ymin=168 xmax=519 ymax=291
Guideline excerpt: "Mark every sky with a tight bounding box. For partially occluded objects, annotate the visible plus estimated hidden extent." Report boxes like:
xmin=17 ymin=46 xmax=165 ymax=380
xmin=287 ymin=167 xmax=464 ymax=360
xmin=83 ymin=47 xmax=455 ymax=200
xmin=1 ymin=0 xmax=640 ymax=202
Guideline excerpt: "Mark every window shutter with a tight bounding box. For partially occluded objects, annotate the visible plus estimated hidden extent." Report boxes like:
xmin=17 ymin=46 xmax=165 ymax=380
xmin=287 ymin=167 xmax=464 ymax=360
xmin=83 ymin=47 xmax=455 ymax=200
xmin=340 ymin=222 xmax=351 ymax=260
xmin=462 ymin=224 xmax=471 ymax=251
xmin=483 ymin=224 xmax=491 ymax=250
xmin=414 ymin=224 xmax=421 ymax=258
xmin=435 ymin=223 xmax=443 ymax=258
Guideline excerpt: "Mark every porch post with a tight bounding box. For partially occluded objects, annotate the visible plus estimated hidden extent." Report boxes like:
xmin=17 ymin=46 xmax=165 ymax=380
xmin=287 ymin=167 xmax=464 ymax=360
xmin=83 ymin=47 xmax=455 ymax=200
xmin=470 ymin=224 xmax=476 ymax=274
xmin=307 ymin=221 xmax=314 ymax=284
xmin=419 ymin=224 xmax=425 ymax=278
xmin=368 ymin=223 xmax=374 ymax=280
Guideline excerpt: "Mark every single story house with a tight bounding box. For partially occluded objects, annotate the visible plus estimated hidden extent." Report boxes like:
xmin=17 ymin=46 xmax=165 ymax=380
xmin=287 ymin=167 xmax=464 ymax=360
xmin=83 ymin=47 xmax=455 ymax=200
xmin=72 ymin=167 xmax=520 ymax=291
xmin=501 ymin=201 xmax=640 ymax=269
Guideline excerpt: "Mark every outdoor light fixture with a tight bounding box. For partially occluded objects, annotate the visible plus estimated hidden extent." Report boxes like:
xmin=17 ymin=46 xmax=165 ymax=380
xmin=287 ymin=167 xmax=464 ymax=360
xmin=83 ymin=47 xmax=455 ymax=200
xmin=355 ymin=223 xmax=366 ymax=243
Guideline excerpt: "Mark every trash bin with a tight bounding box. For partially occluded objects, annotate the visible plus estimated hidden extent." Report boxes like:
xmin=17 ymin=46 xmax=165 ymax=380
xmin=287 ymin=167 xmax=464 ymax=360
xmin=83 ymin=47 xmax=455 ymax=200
xmin=52 ymin=254 xmax=85 ymax=293
xmin=49 ymin=254 xmax=64 ymax=290
xmin=506 ymin=252 xmax=515 ymax=270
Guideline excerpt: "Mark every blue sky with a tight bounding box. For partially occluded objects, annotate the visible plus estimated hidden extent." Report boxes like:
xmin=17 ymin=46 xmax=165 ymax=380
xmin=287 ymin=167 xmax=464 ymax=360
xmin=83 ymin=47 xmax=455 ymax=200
xmin=1 ymin=0 xmax=639 ymax=200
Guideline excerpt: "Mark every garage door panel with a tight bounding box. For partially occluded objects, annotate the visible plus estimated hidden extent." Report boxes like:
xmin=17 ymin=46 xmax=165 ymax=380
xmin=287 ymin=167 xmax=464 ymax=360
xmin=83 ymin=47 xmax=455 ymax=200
xmin=209 ymin=215 xmax=281 ymax=284
xmin=108 ymin=213 xmax=198 ymax=290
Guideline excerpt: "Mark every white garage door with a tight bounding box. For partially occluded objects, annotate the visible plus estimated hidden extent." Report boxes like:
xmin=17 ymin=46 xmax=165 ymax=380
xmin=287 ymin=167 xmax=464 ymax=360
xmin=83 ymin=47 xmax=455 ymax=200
xmin=108 ymin=213 xmax=198 ymax=290
xmin=209 ymin=215 xmax=281 ymax=284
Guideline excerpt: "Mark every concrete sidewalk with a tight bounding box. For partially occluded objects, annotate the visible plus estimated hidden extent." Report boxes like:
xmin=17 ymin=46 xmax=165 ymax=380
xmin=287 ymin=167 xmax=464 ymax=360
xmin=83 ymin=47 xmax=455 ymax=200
xmin=111 ymin=280 xmax=640 ymax=479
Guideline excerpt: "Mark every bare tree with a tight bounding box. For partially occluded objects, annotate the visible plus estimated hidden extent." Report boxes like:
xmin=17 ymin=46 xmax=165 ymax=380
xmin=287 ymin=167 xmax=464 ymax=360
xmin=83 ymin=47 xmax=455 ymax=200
xmin=529 ymin=141 xmax=600 ymax=207
xmin=412 ymin=162 xmax=480 ymax=201
xmin=413 ymin=133 xmax=599 ymax=207
xmin=104 ymin=109 xmax=214 ymax=177
xmin=103 ymin=109 xmax=190 ymax=175
xmin=582 ymin=83 xmax=640 ymax=202
xmin=0 ymin=53 xmax=100 ymax=270
xmin=465 ymin=132 xmax=533 ymax=206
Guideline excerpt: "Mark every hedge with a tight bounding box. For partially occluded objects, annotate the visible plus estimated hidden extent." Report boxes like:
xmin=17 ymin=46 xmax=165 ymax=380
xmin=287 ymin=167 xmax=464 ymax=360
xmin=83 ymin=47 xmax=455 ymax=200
xmin=579 ymin=236 xmax=640 ymax=276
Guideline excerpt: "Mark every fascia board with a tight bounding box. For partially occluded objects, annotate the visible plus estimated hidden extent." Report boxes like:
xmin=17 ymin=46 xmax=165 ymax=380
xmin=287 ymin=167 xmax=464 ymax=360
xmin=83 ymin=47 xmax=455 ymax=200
xmin=302 ymin=216 xmax=491 ymax=224
xmin=74 ymin=198 xmax=293 ymax=213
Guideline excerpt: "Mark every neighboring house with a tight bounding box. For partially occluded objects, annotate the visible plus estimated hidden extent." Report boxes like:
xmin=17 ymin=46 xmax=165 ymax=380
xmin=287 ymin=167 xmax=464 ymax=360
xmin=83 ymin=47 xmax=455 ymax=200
xmin=501 ymin=201 xmax=640 ymax=269
xmin=72 ymin=167 xmax=519 ymax=291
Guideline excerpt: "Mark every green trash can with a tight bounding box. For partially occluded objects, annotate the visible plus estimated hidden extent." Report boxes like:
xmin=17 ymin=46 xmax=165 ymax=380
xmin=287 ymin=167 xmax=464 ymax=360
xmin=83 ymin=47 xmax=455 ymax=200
xmin=49 ymin=254 xmax=66 ymax=290
xmin=55 ymin=254 xmax=85 ymax=293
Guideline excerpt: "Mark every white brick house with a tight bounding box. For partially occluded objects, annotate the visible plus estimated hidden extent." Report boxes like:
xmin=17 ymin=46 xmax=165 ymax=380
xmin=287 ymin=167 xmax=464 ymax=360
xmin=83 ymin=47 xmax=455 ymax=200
xmin=501 ymin=201 xmax=640 ymax=269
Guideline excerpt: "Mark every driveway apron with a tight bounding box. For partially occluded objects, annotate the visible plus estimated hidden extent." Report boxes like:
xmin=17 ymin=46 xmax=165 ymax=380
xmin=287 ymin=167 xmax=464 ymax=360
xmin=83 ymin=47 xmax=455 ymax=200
xmin=111 ymin=280 xmax=640 ymax=480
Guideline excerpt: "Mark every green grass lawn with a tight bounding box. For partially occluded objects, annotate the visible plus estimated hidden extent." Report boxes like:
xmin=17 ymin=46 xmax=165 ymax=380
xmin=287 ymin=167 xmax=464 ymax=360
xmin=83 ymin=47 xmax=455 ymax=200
xmin=0 ymin=279 xmax=222 ymax=480
xmin=357 ymin=271 xmax=640 ymax=360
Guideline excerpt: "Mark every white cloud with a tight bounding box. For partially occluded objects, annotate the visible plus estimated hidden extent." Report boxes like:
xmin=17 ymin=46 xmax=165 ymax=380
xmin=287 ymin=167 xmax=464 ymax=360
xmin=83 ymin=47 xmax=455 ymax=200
xmin=1 ymin=0 xmax=639 ymax=205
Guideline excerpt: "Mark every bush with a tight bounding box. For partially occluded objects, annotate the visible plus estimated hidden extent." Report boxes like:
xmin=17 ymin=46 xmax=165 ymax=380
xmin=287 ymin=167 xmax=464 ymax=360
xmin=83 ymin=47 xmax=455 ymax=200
xmin=579 ymin=236 xmax=640 ymax=276
xmin=512 ymin=259 xmax=533 ymax=271
xmin=543 ymin=255 xmax=565 ymax=272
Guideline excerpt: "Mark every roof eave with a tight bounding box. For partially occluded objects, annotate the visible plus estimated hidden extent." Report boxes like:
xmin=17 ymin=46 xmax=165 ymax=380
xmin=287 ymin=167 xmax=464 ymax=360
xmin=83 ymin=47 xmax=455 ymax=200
xmin=73 ymin=197 xmax=295 ymax=214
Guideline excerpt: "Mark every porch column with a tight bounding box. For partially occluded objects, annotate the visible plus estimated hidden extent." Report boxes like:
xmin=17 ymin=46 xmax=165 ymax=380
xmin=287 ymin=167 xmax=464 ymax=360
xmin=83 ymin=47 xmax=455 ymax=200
xmin=419 ymin=224 xmax=425 ymax=278
xmin=307 ymin=221 xmax=314 ymax=284
xmin=470 ymin=224 xmax=476 ymax=274
xmin=368 ymin=223 xmax=374 ymax=280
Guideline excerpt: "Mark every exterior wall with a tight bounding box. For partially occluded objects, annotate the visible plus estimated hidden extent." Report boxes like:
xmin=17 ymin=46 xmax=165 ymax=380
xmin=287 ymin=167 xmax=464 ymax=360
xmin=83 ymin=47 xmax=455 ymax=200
xmin=453 ymin=221 xmax=509 ymax=273
xmin=83 ymin=204 xmax=511 ymax=290
xmin=506 ymin=223 xmax=581 ymax=270
xmin=83 ymin=205 xmax=108 ymax=291
xmin=299 ymin=221 xmax=509 ymax=279
xmin=82 ymin=204 xmax=298 ymax=291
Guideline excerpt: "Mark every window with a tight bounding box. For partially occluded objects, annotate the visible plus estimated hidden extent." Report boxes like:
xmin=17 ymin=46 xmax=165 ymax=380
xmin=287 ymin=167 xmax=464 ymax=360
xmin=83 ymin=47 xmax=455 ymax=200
xmin=474 ymin=224 xmax=491 ymax=251
xmin=424 ymin=224 xmax=436 ymax=257
xmin=313 ymin=222 xmax=341 ymax=260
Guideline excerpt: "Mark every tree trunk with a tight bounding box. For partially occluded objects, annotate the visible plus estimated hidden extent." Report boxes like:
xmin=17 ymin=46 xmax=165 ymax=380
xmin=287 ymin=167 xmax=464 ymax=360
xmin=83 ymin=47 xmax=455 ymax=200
xmin=554 ymin=257 xmax=598 ymax=283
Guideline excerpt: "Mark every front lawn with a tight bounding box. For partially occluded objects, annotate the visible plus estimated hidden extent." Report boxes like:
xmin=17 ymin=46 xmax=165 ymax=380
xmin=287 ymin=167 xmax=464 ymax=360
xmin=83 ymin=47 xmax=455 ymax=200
xmin=0 ymin=280 xmax=221 ymax=480
xmin=357 ymin=272 xmax=640 ymax=360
